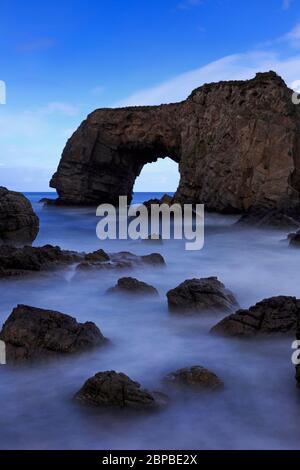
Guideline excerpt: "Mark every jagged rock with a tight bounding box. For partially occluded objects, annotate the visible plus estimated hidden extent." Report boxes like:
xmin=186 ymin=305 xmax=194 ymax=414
xmin=142 ymin=194 xmax=173 ymax=210
xmin=164 ymin=366 xmax=224 ymax=391
xmin=76 ymin=251 xmax=165 ymax=272
xmin=236 ymin=207 xmax=300 ymax=230
xmin=0 ymin=244 xmax=82 ymax=278
xmin=84 ymin=249 xmax=110 ymax=262
xmin=107 ymin=277 xmax=158 ymax=296
xmin=0 ymin=244 xmax=165 ymax=278
xmin=167 ymin=277 xmax=239 ymax=314
xmin=74 ymin=371 xmax=168 ymax=410
xmin=0 ymin=304 xmax=107 ymax=364
xmin=0 ymin=187 xmax=39 ymax=245
xmin=51 ymin=72 xmax=300 ymax=214
xmin=211 ymin=296 xmax=300 ymax=337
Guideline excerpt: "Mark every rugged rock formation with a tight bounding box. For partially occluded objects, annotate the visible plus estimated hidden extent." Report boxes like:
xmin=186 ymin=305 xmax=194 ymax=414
xmin=107 ymin=277 xmax=158 ymax=296
xmin=0 ymin=187 xmax=39 ymax=245
xmin=74 ymin=371 xmax=168 ymax=410
xmin=76 ymin=250 xmax=165 ymax=273
xmin=0 ymin=244 xmax=82 ymax=277
xmin=211 ymin=296 xmax=300 ymax=337
xmin=167 ymin=277 xmax=239 ymax=314
xmin=164 ymin=366 xmax=224 ymax=391
xmin=51 ymin=72 xmax=300 ymax=213
xmin=0 ymin=245 xmax=165 ymax=278
xmin=0 ymin=304 xmax=107 ymax=364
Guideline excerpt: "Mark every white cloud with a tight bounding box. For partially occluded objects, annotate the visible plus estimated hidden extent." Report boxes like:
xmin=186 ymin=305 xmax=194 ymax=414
xmin=116 ymin=50 xmax=300 ymax=107
xmin=177 ymin=0 xmax=203 ymax=10
xmin=38 ymin=101 xmax=79 ymax=117
xmin=284 ymin=23 xmax=300 ymax=47
xmin=282 ymin=0 xmax=293 ymax=9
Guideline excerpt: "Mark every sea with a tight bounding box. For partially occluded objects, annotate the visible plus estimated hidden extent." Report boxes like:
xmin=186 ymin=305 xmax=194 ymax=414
xmin=0 ymin=191 xmax=299 ymax=450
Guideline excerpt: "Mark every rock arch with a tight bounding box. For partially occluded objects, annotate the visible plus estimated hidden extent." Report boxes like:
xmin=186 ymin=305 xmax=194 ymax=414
xmin=50 ymin=72 xmax=300 ymax=212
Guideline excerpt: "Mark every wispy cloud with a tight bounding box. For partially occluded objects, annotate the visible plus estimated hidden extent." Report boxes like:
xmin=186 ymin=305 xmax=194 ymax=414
xmin=17 ymin=37 xmax=56 ymax=53
xmin=284 ymin=23 xmax=300 ymax=46
xmin=37 ymin=101 xmax=79 ymax=117
xmin=177 ymin=0 xmax=203 ymax=11
xmin=282 ymin=0 xmax=293 ymax=9
xmin=116 ymin=48 xmax=300 ymax=107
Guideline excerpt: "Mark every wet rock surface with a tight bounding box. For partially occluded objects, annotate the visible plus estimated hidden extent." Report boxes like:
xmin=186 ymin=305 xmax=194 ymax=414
xmin=74 ymin=371 xmax=168 ymax=410
xmin=167 ymin=277 xmax=239 ymax=314
xmin=107 ymin=277 xmax=158 ymax=296
xmin=164 ymin=366 xmax=224 ymax=391
xmin=0 ymin=187 xmax=39 ymax=245
xmin=0 ymin=244 xmax=82 ymax=278
xmin=0 ymin=304 xmax=107 ymax=364
xmin=211 ymin=296 xmax=300 ymax=337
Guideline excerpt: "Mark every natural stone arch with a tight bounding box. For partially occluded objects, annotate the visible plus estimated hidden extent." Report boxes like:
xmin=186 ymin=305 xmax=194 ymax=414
xmin=51 ymin=105 xmax=181 ymax=205
xmin=51 ymin=72 xmax=300 ymax=212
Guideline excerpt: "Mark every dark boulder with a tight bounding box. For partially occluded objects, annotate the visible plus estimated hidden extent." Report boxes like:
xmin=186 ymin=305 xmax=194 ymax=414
xmin=164 ymin=366 xmax=224 ymax=391
xmin=0 ymin=187 xmax=39 ymax=245
xmin=74 ymin=371 xmax=168 ymax=410
xmin=0 ymin=304 xmax=107 ymax=364
xmin=211 ymin=296 xmax=300 ymax=337
xmin=0 ymin=244 xmax=82 ymax=278
xmin=236 ymin=207 xmax=300 ymax=230
xmin=107 ymin=277 xmax=158 ymax=296
xmin=167 ymin=277 xmax=239 ymax=314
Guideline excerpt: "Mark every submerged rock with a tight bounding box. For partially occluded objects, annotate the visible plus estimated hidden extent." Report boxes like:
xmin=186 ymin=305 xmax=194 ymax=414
xmin=211 ymin=296 xmax=300 ymax=337
xmin=76 ymin=251 xmax=165 ymax=272
xmin=0 ymin=244 xmax=165 ymax=278
xmin=0 ymin=187 xmax=39 ymax=245
xmin=0 ymin=304 xmax=107 ymax=364
xmin=74 ymin=371 xmax=168 ymax=410
xmin=236 ymin=207 xmax=300 ymax=230
xmin=164 ymin=366 xmax=224 ymax=391
xmin=0 ymin=244 xmax=82 ymax=278
xmin=107 ymin=277 xmax=158 ymax=296
xmin=167 ymin=277 xmax=239 ymax=314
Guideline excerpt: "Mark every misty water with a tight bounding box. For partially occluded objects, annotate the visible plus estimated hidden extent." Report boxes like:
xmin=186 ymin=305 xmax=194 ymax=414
xmin=0 ymin=192 xmax=300 ymax=450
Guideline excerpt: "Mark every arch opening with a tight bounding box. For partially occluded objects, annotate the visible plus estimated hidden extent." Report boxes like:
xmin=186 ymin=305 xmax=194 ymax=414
xmin=133 ymin=156 xmax=180 ymax=195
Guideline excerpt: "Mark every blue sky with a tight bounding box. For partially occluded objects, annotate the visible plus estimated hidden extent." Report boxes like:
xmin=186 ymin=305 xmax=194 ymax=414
xmin=0 ymin=0 xmax=300 ymax=191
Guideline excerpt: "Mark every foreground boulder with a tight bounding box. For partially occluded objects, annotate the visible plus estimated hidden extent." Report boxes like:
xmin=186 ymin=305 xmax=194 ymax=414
xmin=107 ymin=277 xmax=158 ymax=296
xmin=211 ymin=296 xmax=300 ymax=337
xmin=74 ymin=371 xmax=168 ymax=410
xmin=167 ymin=277 xmax=239 ymax=314
xmin=0 ymin=305 xmax=107 ymax=364
xmin=0 ymin=244 xmax=82 ymax=277
xmin=164 ymin=366 xmax=224 ymax=391
xmin=51 ymin=72 xmax=300 ymax=214
xmin=0 ymin=187 xmax=39 ymax=245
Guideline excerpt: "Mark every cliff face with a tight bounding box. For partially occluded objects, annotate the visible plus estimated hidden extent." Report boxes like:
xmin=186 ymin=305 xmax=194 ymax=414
xmin=50 ymin=72 xmax=300 ymax=212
